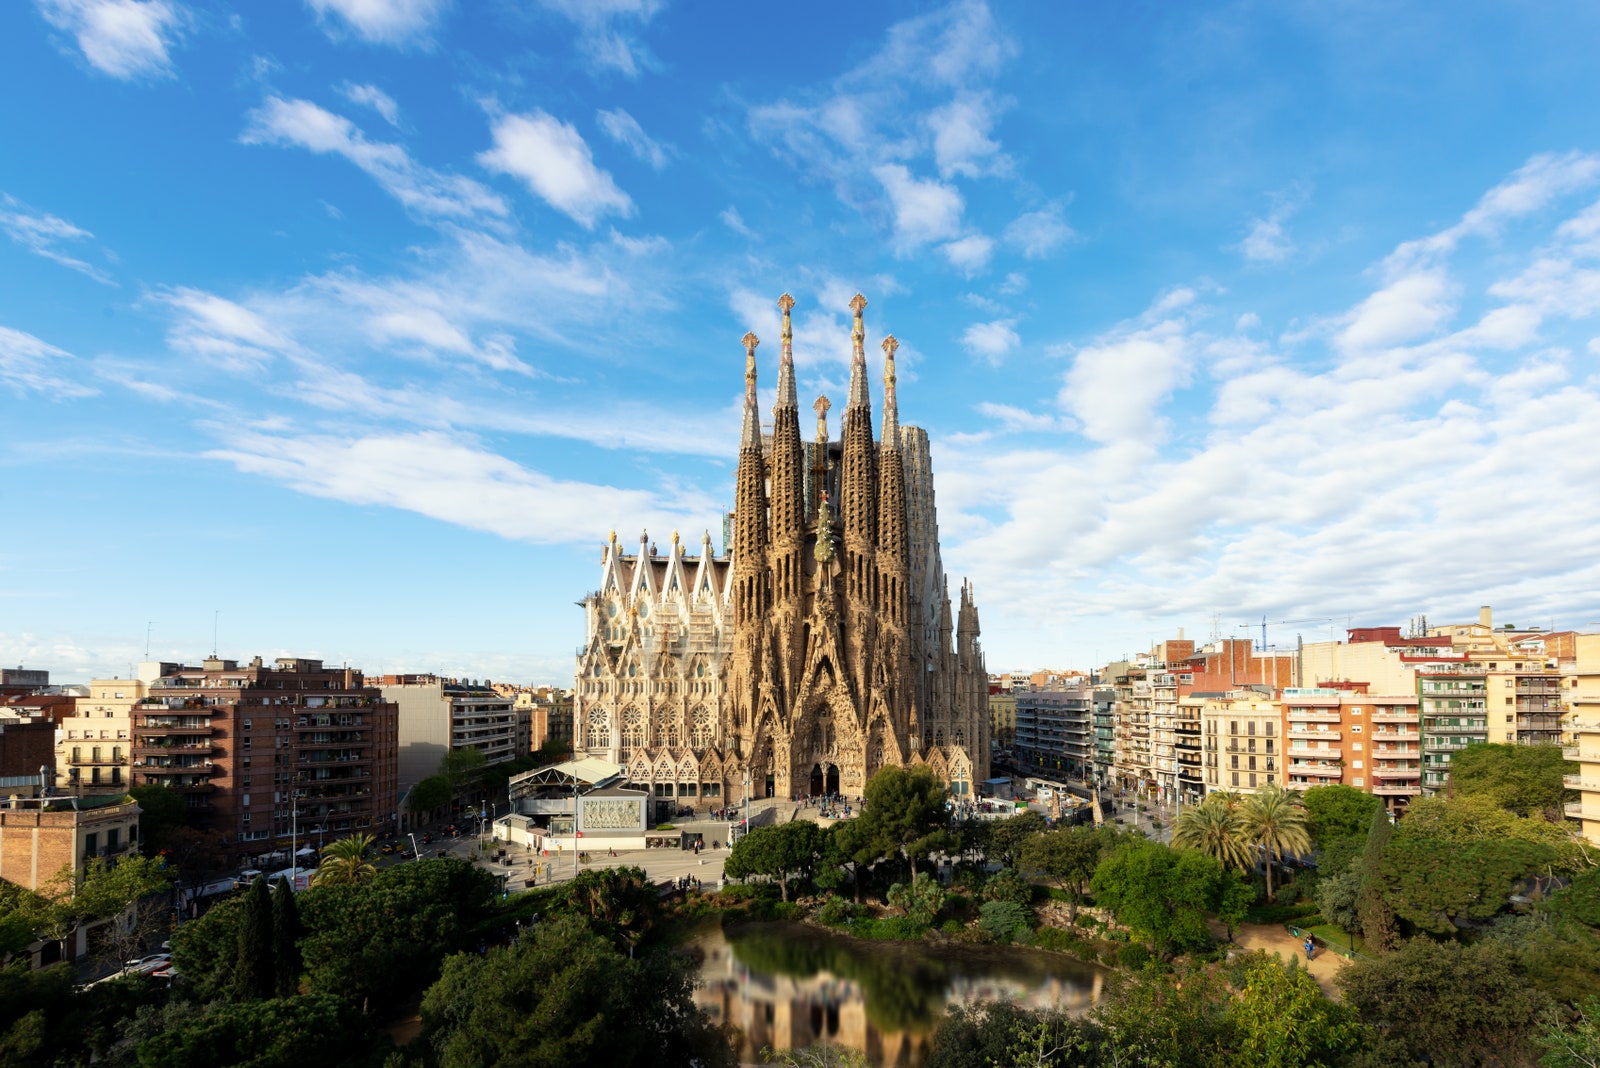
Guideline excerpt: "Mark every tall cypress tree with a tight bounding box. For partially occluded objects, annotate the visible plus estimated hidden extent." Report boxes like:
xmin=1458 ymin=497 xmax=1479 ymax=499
xmin=271 ymin=877 xmax=303 ymax=997
xmin=236 ymin=875 xmax=275 ymax=1000
xmin=1356 ymin=805 xmax=1399 ymax=951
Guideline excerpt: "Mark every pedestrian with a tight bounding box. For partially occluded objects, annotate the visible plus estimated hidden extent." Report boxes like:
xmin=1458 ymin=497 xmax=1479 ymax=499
xmin=1304 ymin=936 xmax=1315 ymax=961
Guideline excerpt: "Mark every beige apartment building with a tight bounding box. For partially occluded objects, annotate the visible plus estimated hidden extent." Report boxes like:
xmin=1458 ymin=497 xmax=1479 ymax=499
xmin=55 ymin=674 xmax=153 ymax=796
xmin=1563 ymin=633 xmax=1600 ymax=845
xmin=376 ymin=676 xmax=522 ymax=796
xmin=1280 ymin=685 xmax=1422 ymax=809
xmin=1199 ymin=690 xmax=1282 ymax=795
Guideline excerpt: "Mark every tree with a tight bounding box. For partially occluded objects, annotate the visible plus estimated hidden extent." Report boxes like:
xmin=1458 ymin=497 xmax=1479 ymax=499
xmin=311 ymin=833 xmax=377 ymax=887
xmin=537 ymin=735 xmax=572 ymax=763
xmin=1240 ymin=785 xmax=1311 ymax=903
xmin=129 ymin=784 xmax=187 ymax=852
xmin=1092 ymin=962 xmax=1234 ymax=1066
xmin=1399 ymin=794 xmax=1584 ymax=861
xmin=236 ymin=875 xmax=275 ymax=1000
xmin=419 ymin=912 xmax=736 ymax=1067
xmin=45 ymin=853 xmax=173 ymax=971
xmin=1172 ymin=798 xmax=1252 ymax=873
xmin=439 ymin=747 xmax=488 ymax=801
xmin=1538 ymin=996 xmax=1600 ymax=1068
xmin=1315 ymin=868 xmax=1363 ymax=935
xmin=824 ymin=818 xmax=877 ymax=903
xmin=408 ymin=774 xmax=452 ymax=818
xmin=1337 ymin=937 xmax=1545 ymax=1067
xmin=1301 ymin=784 xmax=1382 ymax=851
xmin=564 ymin=865 xmax=659 ymax=949
xmin=1232 ymin=955 xmax=1368 ymax=1067
xmin=1090 ymin=839 xmax=1224 ymax=957
xmin=132 ymin=994 xmax=376 ymax=1067
xmin=271 ymin=878 xmax=302 ymax=998
xmin=986 ymin=810 xmax=1047 ymax=868
xmin=0 ymin=882 xmax=48 ymax=962
xmin=857 ymin=765 xmax=951 ymax=879
xmin=886 ymin=872 xmax=945 ymax=926
xmin=1019 ymin=825 xmax=1104 ymax=923
xmin=723 ymin=821 xmax=824 ymax=902
xmin=1354 ymin=806 xmax=1399 ymax=953
xmin=1217 ymin=870 xmax=1258 ymax=942
xmin=1451 ymin=741 xmax=1575 ymax=819
xmin=1378 ymin=835 xmax=1556 ymax=934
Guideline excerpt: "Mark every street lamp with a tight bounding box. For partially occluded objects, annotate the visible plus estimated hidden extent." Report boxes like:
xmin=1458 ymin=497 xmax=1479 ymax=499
xmin=407 ymin=831 xmax=421 ymax=861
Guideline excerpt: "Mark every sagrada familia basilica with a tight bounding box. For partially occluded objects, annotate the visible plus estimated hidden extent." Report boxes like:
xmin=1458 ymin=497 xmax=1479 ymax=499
xmin=573 ymin=294 xmax=988 ymax=806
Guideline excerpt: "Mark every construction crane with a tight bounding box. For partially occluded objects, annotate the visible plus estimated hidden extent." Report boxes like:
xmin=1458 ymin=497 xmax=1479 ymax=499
xmin=1238 ymin=615 xmax=1342 ymax=652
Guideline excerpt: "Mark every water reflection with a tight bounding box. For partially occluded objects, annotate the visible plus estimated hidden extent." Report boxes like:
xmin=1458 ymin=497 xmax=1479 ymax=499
xmin=691 ymin=921 xmax=1105 ymax=1066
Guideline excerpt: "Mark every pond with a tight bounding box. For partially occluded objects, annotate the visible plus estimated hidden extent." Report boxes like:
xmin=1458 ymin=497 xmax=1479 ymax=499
xmin=689 ymin=920 xmax=1106 ymax=1066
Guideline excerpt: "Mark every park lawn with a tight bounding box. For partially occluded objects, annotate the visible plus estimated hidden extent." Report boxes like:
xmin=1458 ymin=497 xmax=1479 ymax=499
xmin=1306 ymin=923 xmax=1368 ymax=957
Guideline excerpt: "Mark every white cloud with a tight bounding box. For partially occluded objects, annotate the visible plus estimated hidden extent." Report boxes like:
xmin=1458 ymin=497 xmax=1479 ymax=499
xmin=596 ymin=107 xmax=670 ymax=170
xmin=160 ymin=287 xmax=291 ymax=372
xmin=1337 ymin=271 xmax=1455 ymax=352
xmin=243 ymin=96 xmax=507 ymax=222
xmin=36 ymin=0 xmax=187 ymax=80
xmin=479 ymin=110 xmax=633 ymax=229
xmin=536 ymin=0 xmax=664 ymax=78
xmin=1387 ymin=151 xmax=1600 ymax=274
xmin=306 ymin=0 xmax=447 ymax=47
xmin=1237 ymin=187 xmax=1308 ymax=263
xmin=1002 ymin=203 xmax=1074 ymax=259
xmin=338 ymin=82 xmax=400 ymax=127
xmin=873 ymin=163 xmax=964 ymax=252
xmin=0 ymin=325 xmax=97 ymax=397
xmin=0 ymin=194 xmax=113 ymax=284
xmin=1059 ymin=317 xmax=1192 ymax=446
xmin=974 ymin=401 xmax=1068 ymax=434
xmin=961 ymin=319 xmax=1019 ymax=365
xmin=207 ymin=429 xmax=714 ymax=546
xmin=720 ymin=206 xmax=752 ymax=236
xmin=927 ymin=92 xmax=1009 ymax=178
xmin=942 ymin=233 xmax=994 ymax=275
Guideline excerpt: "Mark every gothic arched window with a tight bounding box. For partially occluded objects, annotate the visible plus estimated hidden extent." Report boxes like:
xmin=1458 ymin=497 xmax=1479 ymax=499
xmin=690 ymin=706 xmax=714 ymax=750
xmin=620 ymin=706 xmax=645 ymax=756
xmin=586 ymin=715 xmax=611 ymax=750
xmin=656 ymin=708 xmax=681 ymax=749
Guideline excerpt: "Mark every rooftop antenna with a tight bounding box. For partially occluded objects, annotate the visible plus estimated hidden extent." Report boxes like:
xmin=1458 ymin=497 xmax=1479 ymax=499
xmin=212 ymin=610 xmax=219 ymax=657
xmin=144 ymin=621 xmax=153 ymax=660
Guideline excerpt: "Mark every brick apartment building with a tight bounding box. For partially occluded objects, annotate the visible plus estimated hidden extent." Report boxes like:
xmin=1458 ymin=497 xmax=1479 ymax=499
xmin=132 ymin=657 xmax=398 ymax=858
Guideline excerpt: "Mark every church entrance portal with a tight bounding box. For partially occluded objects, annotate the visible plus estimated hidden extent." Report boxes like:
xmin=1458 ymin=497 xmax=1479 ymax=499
xmin=808 ymin=763 xmax=840 ymax=797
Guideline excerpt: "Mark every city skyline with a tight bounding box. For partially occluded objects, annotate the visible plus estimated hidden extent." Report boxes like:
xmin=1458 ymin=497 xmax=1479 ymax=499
xmin=4 ymin=1 xmax=1600 ymax=684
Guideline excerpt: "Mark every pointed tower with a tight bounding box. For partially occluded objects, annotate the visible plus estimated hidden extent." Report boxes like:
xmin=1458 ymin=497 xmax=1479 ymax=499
xmin=730 ymin=331 xmax=770 ymax=758
xmin=874 ymin=335 xmax=914 ymax=740
xmin=839 ymin=294 xmax=878 ymax=703
xmin=768 ymin=295 xmax=807 ymax=716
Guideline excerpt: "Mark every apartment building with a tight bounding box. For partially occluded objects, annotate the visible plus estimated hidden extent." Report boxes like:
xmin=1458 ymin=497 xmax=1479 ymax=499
xmin=55 ymin=674 xmax=153 ymax=796
xmin=375 ymin=676 xmax=520 ymax=793
xmin=1562 ymin=633 xmax=1600 ymax=845
xmin=515 ymin=686 xmax=574 ymax=756
xmin=1091 ymin=684 xmax=1116 ymax=785
xmin=1199 ymin=689 xmax=1282 ymax=795
xmin=133 ymin=657 xmax=399 ymax=857
xmin=988 ymin=684 xmax=1017 ymax=751
xmin=0 ymin=714 xmax=55 ymax=798
xmin=1013 ymin=682 xmax=1094 ymax=779
xmin=0 ymin=793 xmax=141 ymax=892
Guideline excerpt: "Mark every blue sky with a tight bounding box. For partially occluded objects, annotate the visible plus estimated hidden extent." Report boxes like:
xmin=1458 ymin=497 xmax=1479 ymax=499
xmin=4 ymin=1 xmax=1600 ymax=684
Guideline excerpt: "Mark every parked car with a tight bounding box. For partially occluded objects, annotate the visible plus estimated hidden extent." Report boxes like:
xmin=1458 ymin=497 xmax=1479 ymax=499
xmin=123 ymin=953 xmax=172 ymax=976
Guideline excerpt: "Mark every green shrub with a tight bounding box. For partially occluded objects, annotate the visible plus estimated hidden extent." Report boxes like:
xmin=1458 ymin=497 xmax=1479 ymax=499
xmin=1117 ymin=944 xmax=1152 ymax=969
xmin=886 ymin=872 xmax=946 ymax=926
xmin=845 ymin=916 xmax=928 ymax=941
xmin=717 ymin=883 xmax=772 ymax=903
xmin=1033 ymin=926 xmax=1091 ymax=955
xmin=941 ymin=918 xmax=964 ymax=935
xmin=981 ymin=868 xmax=1033 ymax=908
xmin=979 ymin=900 xmax=1030 ymax=943
xmin=944 ymin=893 xmax=971 ymax=913
xmin=654 ymin=823 xmax=675 ymax=831
xmin=817 ymin=895 xmax=857 ymax=927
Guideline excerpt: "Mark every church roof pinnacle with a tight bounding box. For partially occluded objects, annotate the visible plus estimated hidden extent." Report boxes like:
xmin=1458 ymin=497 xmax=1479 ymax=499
xmin=847 ymin=293 xmax=870 ymax=409
xmin=740 ymin=331 xmax=761 ymax=447
xmin=881 ymin=334 xmax=900 ymax=443
xmin=776 ymin=293 xmax=797 ymax=411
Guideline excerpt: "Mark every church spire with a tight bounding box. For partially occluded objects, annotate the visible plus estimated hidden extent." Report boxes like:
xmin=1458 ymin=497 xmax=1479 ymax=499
xmin=740 ymin=331 xmax=761 ymax=448
xmin=776 ymin=293 xmax=797 ymax=411
xmin=847 ymin=293 xmax=870 ymax=409
xmin=880 ymin=335 xmax=900 ymax=443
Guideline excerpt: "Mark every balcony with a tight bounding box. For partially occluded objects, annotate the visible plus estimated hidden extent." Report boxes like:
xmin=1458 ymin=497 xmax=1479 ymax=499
xmin=1288 ymin=746 xmax=1341 ymax=759
xmin=67 ymin=754 xmax=125 ymax=766
xmin=134 ymin=746 xmax=216 ymax=761
xmin=1371 ymin=730 xmax=1419 ymax=740
xmin=1564 ymin=774 xmax=1600 ymax=792
xmin=1373 ymin=784 xmax=1422 ymax=796
xmin=1286 ymin=710 xmax=1342 ymax=723
xmin=171 ymin=782 xmax=215 ymax=793
xmin=1372 ymin=766 xmax=1421 ymax=780
xmin=1371 ymin=710 xmax=1420 ymax=721
xmin=1288 ymin=729 xmax=1341 ymax=741
xmin=136 ymin=763 xmax=213 ymax=775
xmin=1423 ymin=721 xmax=1487 ymax=734
xmin=135 ymin=722 xmax=213 ymax=736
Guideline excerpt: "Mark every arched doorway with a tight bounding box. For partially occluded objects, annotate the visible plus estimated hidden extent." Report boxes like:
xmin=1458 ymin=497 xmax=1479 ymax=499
xmin=809 ymin=762 xmax=840 ymax=797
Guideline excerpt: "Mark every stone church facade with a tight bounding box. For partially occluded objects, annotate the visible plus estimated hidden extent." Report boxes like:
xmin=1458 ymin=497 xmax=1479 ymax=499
xmin=573 ymin=294 xmax=988 ymax=807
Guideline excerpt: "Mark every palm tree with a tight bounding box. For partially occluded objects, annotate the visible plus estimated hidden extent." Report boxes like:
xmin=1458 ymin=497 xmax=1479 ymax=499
xmin=1240 ymin=785 xmax=1310 ymax=902
xmin=311 ymin=833 xmax=378 ymax=887
xmin=1172 ymin=799 xmax=1252 ymax=872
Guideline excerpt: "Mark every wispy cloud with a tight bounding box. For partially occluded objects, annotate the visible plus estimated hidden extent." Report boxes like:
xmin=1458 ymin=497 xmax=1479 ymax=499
xmin=0 ymin=325 xmax=98 ymax=397
xmin=1237 ymin=186 xmax=1309 ymax=263
xmin=719 ymin=206 xmax=752 ymax=236
xmin=338 ymin=82 xmax=400 ymax=127
xmin=596 ymin=108 xmax=671 ymax=169
xmin=535 ymin=0 xmax=664 ymax=78
xmin=478 ymin=110 xmax=633 ymax=228
xmin=242 ymin=96 xmax=508 ymax=223
xmin=207 ymin=429 xmax=716 ymax=545
xmin=306 ymin=0 xmax=448 ymax=48
xmin=36 ymin=0 xmax=188 ymax=80
xmin=1002 ymin=203 xmax=1074 ymax=260
xmin=0 ymin=194 xmax=114 ymax=283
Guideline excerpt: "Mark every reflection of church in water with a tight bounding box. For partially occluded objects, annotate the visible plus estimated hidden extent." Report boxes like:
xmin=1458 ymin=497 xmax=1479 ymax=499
xmin=572 ymin=294 xmax=989 ymax=805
